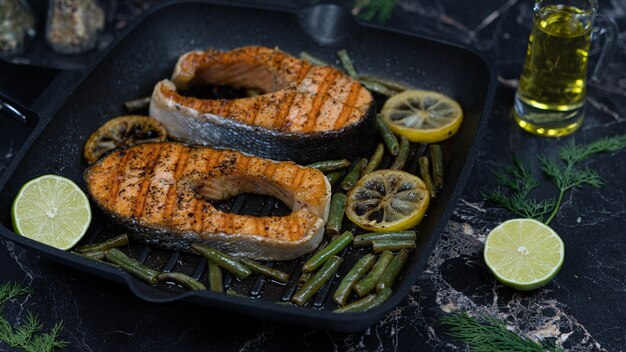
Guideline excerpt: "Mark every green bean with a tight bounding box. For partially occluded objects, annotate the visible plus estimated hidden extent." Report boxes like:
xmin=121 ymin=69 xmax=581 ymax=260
xmin=305 ymin=159 xmax=351 ymax=173
xmin=73 ymin=250 xmax=107 ymax=261
xmin=246 ymin=89 xmax=261 ymax=97
xmin=325 ymin=193 xmax=347 ymax=236
xmin=418 ymin=156 xmax=436 ymax=198
xmin=157 ymin=272 xmax=206 ymax=291
xmin=430 ymin=144 xmax=444 ymax=190
xmin=332 ymin=254 xmax=377 ymax=306
xmin=377 ymin=249 xmax=409 ymax=292
xmin=299 ymin=52 xmax=328 ymax=66
xmin=241 ymin=259 xmax=290 ymax=283
xmin=73 ymin=251 xmax=120 ymax=268
xmin=105 ymin=249 xmax=159 ymax=285
xmin=362 ymin=143 xmax=384 ymax=175
xmin=292 ymin=256 xmax=343 ymax=306
xmin=372 ymin=239 xmax=416 ymax=252
xmin=75 ymin=234 xmax=129 ymax=253
xmin=325 ymin=171 xmax=343 ymax=185
xmin=191 ymin=244 xmax=251 ymax=279
xmin=375 ymin=116 xmax=400 ymax=156
xmin=353 ymin=231 xmax=417 ymax=248
xmin=302 ymin=231 xmax=353 ymax=273
xmin=208 ymin=261 xmax=223 ymax=292
xmin=124 ymin=96 xmax=151 ymax=112
xmin=298 ymin=272 xmax=312 ymax=286
xmin=354 ymin=250 xmax=394 ymax=297
xmin=357 ymin=75 xmax=414 ymax=92
xmin=341 ymin=158 xmax=367 ymax=191
xmin=226 ymin=288 xmax=246 ymax=297
xmin=333 ymin=294 xmax=376 ymax=313
xmin=337 ymin=49 xmax=358 ymax=78
xmin=337 ymin=287 xmax=393 ymax=313
xmin=360 ymin=80 xmax=397 ymax=97
xmin=299 ymin=244 xmax=325 ymax=285
xmin=390 ymin=136 xmax=410 ymax=170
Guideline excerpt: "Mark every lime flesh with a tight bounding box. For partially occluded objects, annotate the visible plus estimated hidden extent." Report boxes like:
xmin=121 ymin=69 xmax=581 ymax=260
xmin=12 ymin=175 xmax=92 ymax=250
xmin=484 ymin=218 xmax=564 ymax=291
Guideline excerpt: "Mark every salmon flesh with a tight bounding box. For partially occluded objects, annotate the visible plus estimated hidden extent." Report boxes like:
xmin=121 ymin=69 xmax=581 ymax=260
xmin=84 ymin=142 xmax=331 ymax=260
xmin=150 ymin=46 xmax=377 ymax=164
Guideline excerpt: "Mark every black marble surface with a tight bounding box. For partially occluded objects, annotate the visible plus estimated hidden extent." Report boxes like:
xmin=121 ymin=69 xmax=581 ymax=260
xmin=1 ymin=0 xmax=625 ymax=351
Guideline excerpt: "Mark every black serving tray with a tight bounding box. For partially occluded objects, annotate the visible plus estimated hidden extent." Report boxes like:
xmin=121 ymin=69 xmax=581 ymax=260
xmin=0 ymin=1 xmax=495 ymax=332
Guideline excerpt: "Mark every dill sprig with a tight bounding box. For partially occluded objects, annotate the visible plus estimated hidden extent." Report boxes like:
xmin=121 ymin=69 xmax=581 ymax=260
xmin=484 ymin=134 xmax=626 ymax=225
xmin=0 ymin=282 xmax=32 ymax=306
xmin=482 ymin=155 xmax=556 ymax=222
xmin=353 ymin=0 xmax=397 ymax=23
xmin=0 ymin=282 xmax=68 ymax=352
xmin=440 ymin=312 xmax=564 ymax=352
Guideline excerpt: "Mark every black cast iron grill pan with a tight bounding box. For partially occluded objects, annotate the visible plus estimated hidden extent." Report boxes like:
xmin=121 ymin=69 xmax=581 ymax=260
xmin=0 ymin=1 xmax=495 ymax=332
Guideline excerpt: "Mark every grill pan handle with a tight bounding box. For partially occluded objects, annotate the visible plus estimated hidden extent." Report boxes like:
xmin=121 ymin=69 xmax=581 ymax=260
xmin=0 ymin=93 xmax=33 ymax=124
xmin=298 ymin=4 xmax=356 ymax=46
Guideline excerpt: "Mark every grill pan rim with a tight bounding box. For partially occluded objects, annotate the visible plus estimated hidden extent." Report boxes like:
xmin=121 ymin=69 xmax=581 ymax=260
xmin=0 ymin=0 xmax=496 ymax=332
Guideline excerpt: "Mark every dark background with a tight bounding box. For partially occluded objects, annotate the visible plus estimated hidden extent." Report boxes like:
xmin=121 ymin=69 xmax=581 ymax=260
xmin=1 ymin=0 xmax=625 ymax=351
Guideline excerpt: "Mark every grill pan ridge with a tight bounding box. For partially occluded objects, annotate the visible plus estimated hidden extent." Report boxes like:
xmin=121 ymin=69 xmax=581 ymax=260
xmin=0 ymin=1 xmax=495 ymax=332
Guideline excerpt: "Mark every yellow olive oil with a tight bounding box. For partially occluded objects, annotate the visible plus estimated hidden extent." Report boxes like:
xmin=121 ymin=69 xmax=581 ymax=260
xmin=514 ymin=4 xmax=593 ymax=137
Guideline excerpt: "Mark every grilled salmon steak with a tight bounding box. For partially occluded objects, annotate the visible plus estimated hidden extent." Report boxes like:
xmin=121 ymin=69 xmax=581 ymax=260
xmin=150 ymin=46 xmax=377 ymax=164
xmin=84 ymin=142 xmax=331 ymax=260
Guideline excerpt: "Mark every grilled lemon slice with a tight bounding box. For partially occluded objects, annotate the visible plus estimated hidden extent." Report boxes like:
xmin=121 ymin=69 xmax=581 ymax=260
xmin=381 ymin=90 xmax=462 ymax=143
xmin=83 ymin=115 xmax=167 ymax=163
xmin=346 ymin=170 xmax=430 ymax=232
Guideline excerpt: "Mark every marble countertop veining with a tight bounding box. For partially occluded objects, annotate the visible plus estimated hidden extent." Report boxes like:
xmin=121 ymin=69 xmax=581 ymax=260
xmin=0 ymin=0 xmax=625 ymax=351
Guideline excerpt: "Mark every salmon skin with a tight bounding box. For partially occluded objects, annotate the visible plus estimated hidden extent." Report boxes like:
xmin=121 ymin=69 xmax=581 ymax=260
xmin=84 ymin=142 xmax=331 ymax=260
xmin=150 ymin=46 xmax=377 ymax=164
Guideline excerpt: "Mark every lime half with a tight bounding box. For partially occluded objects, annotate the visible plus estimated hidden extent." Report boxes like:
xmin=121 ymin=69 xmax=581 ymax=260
xmin=484 ymin=218 xmax=564 ymax=291
xmin=12 ymin=175 xmax=92 ymax=250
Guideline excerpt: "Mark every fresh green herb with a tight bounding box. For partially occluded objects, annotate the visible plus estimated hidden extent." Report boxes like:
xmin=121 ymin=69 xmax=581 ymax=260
xmin=0 ymin=282 xmax=69 ymax=351
xmin=0 ymin=282 xmax=31 ymax=305
xmin=483 ymin=134 xmax=626 ymax=225
xmin=482 ymin=154 xmax=556 ymax=222
xmin=538 ymin=136 xmax=626 ymax=223
xmin=440 ymin=312 xmax=563 ymax=352
xmin=353 ymin=0 xmax=397 ymax=23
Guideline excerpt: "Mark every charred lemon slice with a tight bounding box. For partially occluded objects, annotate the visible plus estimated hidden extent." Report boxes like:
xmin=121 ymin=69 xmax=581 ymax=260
xmin=381 ymin=90 xmax=462 ymax=143
xmin=346 ymin=170 xmax=430 ymax=232
xmin=83 ymin=115 xmax=167 ymax=163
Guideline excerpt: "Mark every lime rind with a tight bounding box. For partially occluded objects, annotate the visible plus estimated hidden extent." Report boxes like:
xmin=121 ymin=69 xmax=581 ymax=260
xmin=484 ymin=218 xmax=564 ymax=291
xmin=12 ymin=175 xmax=92 ymax=250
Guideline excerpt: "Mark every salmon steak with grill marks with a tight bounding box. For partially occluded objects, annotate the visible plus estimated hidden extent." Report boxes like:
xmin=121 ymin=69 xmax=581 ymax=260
xmin=84 ymin=142 xmax=331 ymax=260
xmin=150 ymin=46 xmax=377 ymax=164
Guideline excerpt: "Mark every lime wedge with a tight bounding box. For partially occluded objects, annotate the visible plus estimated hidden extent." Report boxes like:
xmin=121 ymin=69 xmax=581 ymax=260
xmin=11 ymin=175 xmax=92 ymax=250
xmin=484 ymin=218 xmax=564 ymax=291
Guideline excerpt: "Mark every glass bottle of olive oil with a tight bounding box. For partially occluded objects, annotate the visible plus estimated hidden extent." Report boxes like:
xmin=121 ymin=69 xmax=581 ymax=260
xmin=513 ymin=1 xmax=602 ymax=137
